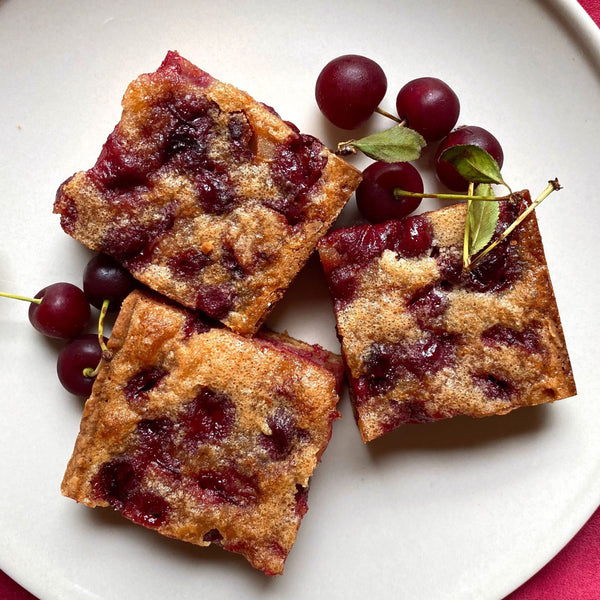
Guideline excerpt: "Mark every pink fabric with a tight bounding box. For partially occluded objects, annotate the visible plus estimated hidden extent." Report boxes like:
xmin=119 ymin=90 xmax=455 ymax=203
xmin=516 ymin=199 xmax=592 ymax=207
xmin=581 ymin=0 xmax=600 ymax=24
xmin=1 ymin=2 xmax=599 ymax=599
xmin=505 ymin=506 xmax=600 ymax=600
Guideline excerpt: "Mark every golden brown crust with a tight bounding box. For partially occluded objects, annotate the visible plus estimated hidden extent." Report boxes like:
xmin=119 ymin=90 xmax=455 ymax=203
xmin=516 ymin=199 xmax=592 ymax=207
xmin=53 ymin=51 xmax=361 ymax=335
xmin=62 ymin=290 xmax=342 ymax=575
xmin=319 ymin=199 xmax=576 ymax=442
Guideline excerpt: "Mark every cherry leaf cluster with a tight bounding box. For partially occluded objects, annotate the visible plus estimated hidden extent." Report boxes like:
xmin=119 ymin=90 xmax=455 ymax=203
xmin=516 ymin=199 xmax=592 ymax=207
xmin=440 ymin=144 xmax=561 ymax=270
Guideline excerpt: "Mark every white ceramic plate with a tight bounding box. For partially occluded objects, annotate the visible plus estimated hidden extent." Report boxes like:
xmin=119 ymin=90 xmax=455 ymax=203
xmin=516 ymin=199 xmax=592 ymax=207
xmin=1 ymin=1 xmax=599 ymax=599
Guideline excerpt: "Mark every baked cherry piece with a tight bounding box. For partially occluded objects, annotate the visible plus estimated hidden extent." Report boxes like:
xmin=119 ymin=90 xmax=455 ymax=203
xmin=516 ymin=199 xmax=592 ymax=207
xmin=356 ymin=162 xmax=423 ymax=223
xmin=315 ymin=54 xmax=387 ymax=129
xmin=395 ymin=77 xmax=460 ymax=142
xmin=61 ymin=290 xmax=344 ymax=575
xmin=53 ymin=51 xmax=362 ymax=335
xmin=83 ymin=253 xmax=137 ymax=311
xmin=435 ymin=125 xmax=504 ymax=191
xmin=28 ymin=282 xmax=91 ymax=340
xmin=57 ymin=334 xmax=106 ymax=397
xmin=317 ymin=195 xmax=576 ymax=442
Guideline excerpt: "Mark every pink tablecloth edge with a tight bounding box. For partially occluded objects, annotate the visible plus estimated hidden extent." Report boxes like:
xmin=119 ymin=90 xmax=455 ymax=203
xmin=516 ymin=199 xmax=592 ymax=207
xmin=505 ymin=505 xmax=600 ymax=599
xmin=2 ymin=2 xmax=599 ymax=600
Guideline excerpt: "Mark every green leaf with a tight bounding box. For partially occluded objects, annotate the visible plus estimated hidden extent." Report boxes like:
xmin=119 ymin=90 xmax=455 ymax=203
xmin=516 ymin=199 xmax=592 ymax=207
xmin=352 ymin=125 xmax=426 ymax=162
xmin=440 ymin=144 xmax=505 ymax=185
xmin=467 ymin=184 xmax=500 ymax=255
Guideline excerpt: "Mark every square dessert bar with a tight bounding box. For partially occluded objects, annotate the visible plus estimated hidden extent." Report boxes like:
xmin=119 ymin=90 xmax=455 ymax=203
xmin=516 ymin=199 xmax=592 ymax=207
xmin=54 ymin=51 xmax=361 ymax=335
xmin=62 ymin=290 xmax=343 ymax=575
xmin=318 ymin=195 xmax=576 ymax=442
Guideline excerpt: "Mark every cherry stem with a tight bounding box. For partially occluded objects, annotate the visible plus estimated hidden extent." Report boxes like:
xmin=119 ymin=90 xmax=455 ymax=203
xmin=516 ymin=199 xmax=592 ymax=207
xmin=335 ymin=141 xmax=358 ymax=156
xmin=394 ymin=189 xmax=513 ymax=202
xmin=97 ymin=299 xmax=110 ymax=352
xmin=0 ymin=291 xmax=42 ymax=304
xmin=375 ymin=107 xmax=403 ymax=124
xmin=463 ymin=183 xmax=475 ymax=269
xmin=468 ymin=179 xmax=561 ymax=270
xmin=82 ymin=299 xmax=111 ymax=378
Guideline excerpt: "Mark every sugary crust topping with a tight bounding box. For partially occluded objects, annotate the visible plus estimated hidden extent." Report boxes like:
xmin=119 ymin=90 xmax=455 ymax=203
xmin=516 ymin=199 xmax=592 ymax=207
xmin=53 ymin=51 xmax=361 ymax=335
xmin=61 ymin=290 xmax=342 ymax=575
xmin=318 ymin=198 xmax=576 ymax=442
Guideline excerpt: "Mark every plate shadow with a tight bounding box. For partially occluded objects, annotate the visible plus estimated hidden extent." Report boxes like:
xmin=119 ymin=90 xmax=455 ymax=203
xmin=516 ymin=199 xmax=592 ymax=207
xmin=366 ymin=404 xmax=551 ymax=459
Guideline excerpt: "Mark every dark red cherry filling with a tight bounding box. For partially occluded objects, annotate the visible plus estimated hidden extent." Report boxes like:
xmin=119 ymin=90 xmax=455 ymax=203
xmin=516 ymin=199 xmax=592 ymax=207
xmin=94 ymin=459 xmax=139 ymax=505
xmin=220 ymin=246 xmax=246 ymax=279
xmin=196 ymin=467 xmax=259 ymax=506
xmin=182 ymin=311 xmax=220 ymax=338
xmin=136 ymin=418 xmax=180 ymax=474
xmin=194 ymin=283 xmax=236 ymax=320
xmin=473 ymin=373 xmax=516 ymax=402
xmin=203 ymin=528 xmax=224 ymax=543
xmin=92 ymin=458 xmax=170 ymax=528
xmin=193 ymin=170 xmax=237 ymax=215
xmin=325 ymin=265 xmax=358 ymax=306
xmin=164 ymin=104 xmax=215 ymax=165
xmin=181 ymin=387 xmax=236 ymax=445
xmin=436 ymin=239 xmax=521 ymax=294
xmin=382 ymin=215 xmax=433 ymax=258
xmin=169 ymin=249 xmax=212 ymax=280
xmin=124 ymin=367 xmax=168 ymax=406
xmin=89 ymin=126 xmax=154 ymax=190
xmin=322 ymin=216 xmax=433 ymax=306
xmin=324 ymin=224 xmax=386 ymax=267
xmin=266 ymin=134 xmax=327 ymax=225
xmin=227 ymin=111 xmax=254 ymax=161
xmin=294 ymin=484 xmax=309 ymax=517
xmin=184 ymin=314 xmax=220 ymax=339
xmin=103 ymin=204 xmax=177 ymax=268
xmin=362 ymin=334 xmax=456 ymax=396
xmin=123 ymin=491 xmax=170 ymax=528
xmin=381 ymin=399 xmax=435 ymax=433
xmin=158 ymin=51 xmax=214 ymax=89
xmin=407 ymin=285 xmax=449 ymax=330
xmin=103 ymin=221 xmax=151 ymax=259
xmin=481 ymin=324 xmax=541 ymax=353
xmin=466 ymin=242 xmax=520 ymax=293
xmin=55 ymin=179 xmax=79 ymax=234
xmin=260 ymin=408 xmax=303 ymax=460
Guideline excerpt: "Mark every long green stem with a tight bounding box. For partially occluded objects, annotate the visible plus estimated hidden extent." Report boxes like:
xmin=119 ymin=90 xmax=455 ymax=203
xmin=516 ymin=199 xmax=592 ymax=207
xmin=375 ymin=107 xmax=403 ymax=124
xmin=97 ymin=299 xmax=110 ymax=353
xmin=463 ymin=183 xmax=474 ymax=269
xmin=82 ymin=299 xmax=110 ymax=378
xmin=0 ymin=291 xmax=42 ymax=304
xmin=469 ymin=179 xmax=561 ymax=269
xmin=394 ymin=189 xmax=512 ymax=202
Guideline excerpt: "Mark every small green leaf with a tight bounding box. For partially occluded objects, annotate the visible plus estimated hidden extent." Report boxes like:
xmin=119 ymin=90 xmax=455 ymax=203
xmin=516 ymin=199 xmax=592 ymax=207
xmin=440 ymin=144 xmax=505 ymax=185
xmin=352 ymin=125 xmax=426 ymax=162
xmin=467 ymin=184 xmax=500 ymax=255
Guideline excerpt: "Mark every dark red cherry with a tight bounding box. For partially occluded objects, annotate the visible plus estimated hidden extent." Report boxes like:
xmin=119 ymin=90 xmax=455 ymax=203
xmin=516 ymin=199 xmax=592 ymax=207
xmin=57 ymin=334 xmax=106 ymax=397
xmin=356 ymin=161 xmax=423 ymax=224
xmin=396 ymin=77 xmax=460 ymax=142
xmin=435 ymin=126 xmax=504 ymax=191
xmin=315 ymin=55 xmax=387 ymax=129
xmin=83 ymin=253 xmax=136 ymax=311
xmin=28 ymin=282 xmax=91 ymax=340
